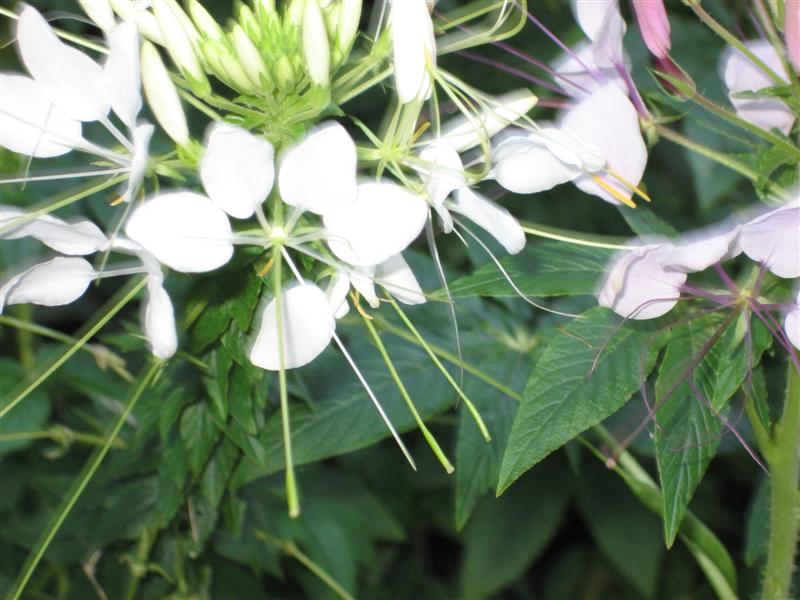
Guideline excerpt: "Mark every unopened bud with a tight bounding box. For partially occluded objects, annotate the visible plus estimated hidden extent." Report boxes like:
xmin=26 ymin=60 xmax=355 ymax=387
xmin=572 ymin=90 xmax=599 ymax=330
xmin=653 ymin=55 xmax=695 ymax=100
xmin=335 ymin=0 xmax=361 ymax=56
xmin=109 ymin=0 xmax=164 ymax=44
xmin=276 ymin=54 xmax=297 ymax=92
xmin=231 ymin=24 xmax=272 ymax=92
xmin=152 ymin=0 xmax=209 ymax=95
xmin=631 ymin=0 xmax=671 ymax=59
xmin=140 ymin=40 xmax=189 ymax=145
xmin=286 ymin=0 xmax=304 ymax=28
xmin=79 ymin=0 xmax=116 ymax=33
xmin=187 ymin=0 xmax=223 ymax=41
xmin=303 ymin=0 xmax=330 ymax=86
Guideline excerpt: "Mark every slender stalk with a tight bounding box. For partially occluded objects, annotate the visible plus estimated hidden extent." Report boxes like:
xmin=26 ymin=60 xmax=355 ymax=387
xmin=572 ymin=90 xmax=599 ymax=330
xmin=372 ymin=315 xmax=523 ymax=402
xmin=7 ymin=361 xmax=161 ymax=600
xmin=272 ymin=245 xmax=300 ymax=518
xmin=361 ymin=314 xmax=454 ymax=473
xmin=0 ymin=175 xmax=127 ymax=235
xmin=684 ymin=1 xmax=784 ymax=86
xmin=255 ymin=531 xmax=355 ymax=600
xmin=0 ymin=315 xmax=133 ymax=382
xmin=387 ymin=301 xmax=491 ymax=441
xmin=520 ymin=222 xmax=631 ymax=250
xmin=123 ymin=528 xmax=157 ymax=600
xmin=0 ymin=426 xmax=125 ymax=449
xmin=0 ymin=277 xmax=147 ymax=420
xmin=762 ymin=361 xmax=800 ymax=600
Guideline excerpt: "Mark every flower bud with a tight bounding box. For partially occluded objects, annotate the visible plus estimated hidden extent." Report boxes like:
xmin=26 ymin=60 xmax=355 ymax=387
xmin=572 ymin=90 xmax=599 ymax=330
xmin=187 ymin=0 xmax=223 ymax=41
xmin=335 ymin=0 xmax=361 ymax=56
xmin=140 ymin=40 xmax=189 ymax=145
xmin=231 ymin=24 xmax=273 ymax=92
xmin=236 ymin=3 xmax=261 ymax=43
xmin=286 ymin=0 xmax=304 ymax=27
xmin=631 ymin=0 xmax=671 ymax=59
xmin=275 ymin=54 xmax=297 ymax=92
xmin=303 ymin=0 xmax=330 ymax=86
xmin=653 ymin=55 xmax=695 ymax=100
xmin=152 ymin=0 xmax=210 ymax=95
xmin=109 ymin=0 xmax=165 ymax=44
xmin=786 ymin=0 xmax=800 ymax=73
xmin=79 ymin=0 xmax=116 ymax=33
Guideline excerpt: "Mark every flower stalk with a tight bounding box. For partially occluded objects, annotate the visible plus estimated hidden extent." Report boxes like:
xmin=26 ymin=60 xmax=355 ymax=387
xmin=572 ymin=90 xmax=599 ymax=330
xmin=762 ymin=360 xmax=800 ymax=600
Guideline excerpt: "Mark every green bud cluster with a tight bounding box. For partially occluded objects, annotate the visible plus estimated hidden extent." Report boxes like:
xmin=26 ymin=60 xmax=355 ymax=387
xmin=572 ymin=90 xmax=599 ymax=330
xmin=183 ymin=0 xmax=361 ymax=98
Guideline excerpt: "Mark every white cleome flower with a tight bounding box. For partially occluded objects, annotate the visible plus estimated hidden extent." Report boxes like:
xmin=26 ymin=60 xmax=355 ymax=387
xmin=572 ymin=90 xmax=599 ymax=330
xmin=125 ymin=119 xmax=429 ymax=370
xmin=418 ymin=140 xmax=525 ymax=255
xmin=1 ymin=6 xmax=159 ymax=204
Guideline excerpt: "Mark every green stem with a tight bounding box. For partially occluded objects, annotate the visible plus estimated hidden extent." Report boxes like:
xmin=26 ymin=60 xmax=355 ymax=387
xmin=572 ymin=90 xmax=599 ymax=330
xmin=387 ymin=301 xmax=491 ymax=441
xmin=361 ymin=313 xmax=454 ymax=473
xmin=272 ymin=245 xmax=300 ymax=518
xmin=685 ymin=1 xmax=785 ymax=86
xmin=255 ymin=531 xmax=355 ymax=600
xmin=0 ymin=315 xmax=133 ymax=382
xmin=762 ymin=361 xmax=800 ymax=600
xmin=0 ymin=426 xmax=125 ymax=449
xmin=0 ymin=175 xmax=127 ymax=235
xmin=519 ymin=221 xmax=632 ymax=250
xmin=10 ymin=306 xmax=35 ymax=371
xmin=123 ymin=528 xmax=157 ymax=600
xmin=6 ymin=361 xmax=161 ymax=600
xmin=372 ymin=314 xmax=522 ymax=402
xmin=689 ymin=91 xmax=800 ymax=162
xmin=0 ymin=277 xmax=147 ymax=420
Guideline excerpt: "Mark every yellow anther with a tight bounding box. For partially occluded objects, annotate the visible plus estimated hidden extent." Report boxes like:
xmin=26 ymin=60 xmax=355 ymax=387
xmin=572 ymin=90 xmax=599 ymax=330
xmin=257 ymin=257 xmax=274 ymax=277
xmin=411 ymin=121 xmax=431 ymax=144
xmin=607 ymin=167 xmax=652 ymax=203
xmin=591 ymin=174 xmax=637 ymax=209
xmin=352 ymin=291 xmax=374 ymax=320
xmin=110 ymin=195 xmax=125 ymax=206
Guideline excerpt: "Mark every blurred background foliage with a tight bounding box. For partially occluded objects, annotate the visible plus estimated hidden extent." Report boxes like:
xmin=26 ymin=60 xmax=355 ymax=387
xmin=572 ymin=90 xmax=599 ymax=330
xmin=0 ymin=1 xmax=794 ymax=598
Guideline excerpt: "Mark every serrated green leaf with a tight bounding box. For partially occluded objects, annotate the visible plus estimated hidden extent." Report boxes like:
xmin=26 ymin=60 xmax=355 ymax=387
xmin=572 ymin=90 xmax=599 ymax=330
xmin=180 ymin=402 xmax=221 ymax=477
xmin=497 ymin=308 xmax=668 ymax=494
xmin=0 ymin=360 xmax=50 ymax=456
xmin=442 ymin=241 xmax=614 ymax=299
xmin=655 ymin=313 xmax=771 ymax=546
xmin=200 ymin=437 xmax=239 ymax=508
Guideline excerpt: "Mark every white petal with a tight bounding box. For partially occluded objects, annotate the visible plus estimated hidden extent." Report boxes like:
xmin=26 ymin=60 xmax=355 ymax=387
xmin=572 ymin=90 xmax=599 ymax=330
xmin=350 ymin=266 xmax=379 ymax=308
xmin=125 ymin=191 xmax=234 ymax=272
xmin=17 ymin=5 xmax=110 ymax=122
xmin=663 ymin=227 xmax=741 ymax=273
xmin=109 ymin=0 xmax=165 ymax=44
xmin=449 ymin=188 xmax=525 ymax=254
xmin=573 ymin=0 xmax=618 ymax=40
xmin=140 ymin=40 xmax=188 ymax=145
xmin=200 ymin=123 xmax=275 ymax=219
xmin=418 ymin=140 xmax=466 ymax=209
xmin=325 ymin=271 xmax=351 ymax=319
xmin=391 ymin=0 xmax=435 ymax=103
xmin=492 ymin=134 xmax=580 ymax=194
xmin=0 ymin=73 xmax=82 ymax=157
xmin=721 ymin=40 xmax=794 ymax=135
xmin=443 ymin=89 xmax=538 ymax=152
xmin=121 ymin=123 xmax=153 ymax=203
xmin=0 ymin=257 xmax=95 ymax=313
xmin=324 ymin=182 xmax=428 ymax=267
xmin=249 ymin=283 xmax=335 ymax=370
xmin=375 ymin=254 xmax=426 ymax=305
xmin=561 ymin=83 xmax=647 ymax=205
xmin=79 ymin=0 xmax=117 ymax=33
xmin=144 ymin=275 xmax=177 ymax=359
xmin=784 ymin=289 xmax=800 ymax=350
xmin=589 ymin=0 xmax=626 ymax=67
xmin=278 ymin=121 xmax=357 ymax=216
xmin=1 ymin=205 xmax=108 ymax=255
xmin=598 ymin=246 xmax=686 ymax=319
xmin=104 ymin=21 xmax=142 ymax=128
xmin=739 ymin=201 xmax=800 ymax=278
